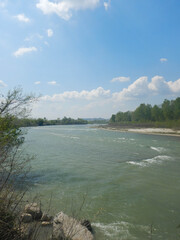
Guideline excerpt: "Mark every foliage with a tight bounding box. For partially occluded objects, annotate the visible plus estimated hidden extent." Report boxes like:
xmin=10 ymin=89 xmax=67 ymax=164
xmin=16 ymin=117 xmax=88 ymax=127
xmin=0 ymin=88 xmax=35 ymax=240
xmin=110 ymin=97 xmax=180 ymax=127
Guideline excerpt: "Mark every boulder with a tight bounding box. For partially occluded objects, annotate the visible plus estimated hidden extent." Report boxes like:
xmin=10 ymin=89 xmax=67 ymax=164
xmin=21 ymin=213 xmax=33 ymax=223
xmin=24 ymin=203 xmax=42 ymax=220
xmin=52 ymin=212 xmax=94 ymax=240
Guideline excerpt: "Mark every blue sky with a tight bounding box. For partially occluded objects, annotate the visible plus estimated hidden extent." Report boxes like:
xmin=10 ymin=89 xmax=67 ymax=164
xmin=0 ymin=0 xmax=180 ymax=119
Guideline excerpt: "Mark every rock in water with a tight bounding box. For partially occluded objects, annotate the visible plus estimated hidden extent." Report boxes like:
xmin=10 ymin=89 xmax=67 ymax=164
xmin=52 ymin=212 xmax=94 ymax=240
xmin=24 ymin=203 xmax=42 ymax=220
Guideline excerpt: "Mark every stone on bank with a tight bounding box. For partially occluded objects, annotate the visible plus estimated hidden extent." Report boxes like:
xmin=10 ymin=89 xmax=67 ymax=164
xmin=20 ymin=203 xmax=94 ymax=240
xmin=52 ymin=212 xmax=94 ymax=240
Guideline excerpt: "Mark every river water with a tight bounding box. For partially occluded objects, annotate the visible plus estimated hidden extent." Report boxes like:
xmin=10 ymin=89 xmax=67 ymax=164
xmin=24 ymin=125 xmax=180 ymax=240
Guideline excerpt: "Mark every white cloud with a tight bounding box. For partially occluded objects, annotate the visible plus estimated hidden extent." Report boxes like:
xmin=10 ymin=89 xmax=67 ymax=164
xmin=34 ymin=81 xmax=41 ymax=85
xmin=149 ymin=75 xmax=180 ymax=94
xmin=48 ymin=81 xmax=57 ymax=85
xmin=36 ymin=0 xmax=100 ymax=20
xmin=167 ymin=79 xmax=180 ymax=93
xmin=13 ymin=47 xmax=37 ymax=57
xmin=160 ymin=58 xmax=168 ymax=63
xmin=0 ymin=80 xmax=7 ymax=87
xmin=14 ymin=14 xmax=30 ymax=23
xmin=104 ymin=0 xmax=111 ymax=11
xmin=47 ymin=29 xmax=53 ymax=37
xmin=113 ymin=76 xmax=149 ymax=101
xmin=42 ymin=77 xmax=180 ymax=104
xmin=111 ymin=76 xmax=130 ymax=83
xmin=148 ymin=76 xmax=169 ymax=93
xmin=113 ymin=75 xmax=180 ymax=102
xmin=41 ymin=87 xmax=110 ymax=101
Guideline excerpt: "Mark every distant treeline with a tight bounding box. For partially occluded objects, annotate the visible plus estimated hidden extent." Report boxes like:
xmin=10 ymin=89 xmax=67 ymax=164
xmin=110 ymin=97 xmax=180 ymax=127
xmin=16 ymin=116 xmax=88 ymax=127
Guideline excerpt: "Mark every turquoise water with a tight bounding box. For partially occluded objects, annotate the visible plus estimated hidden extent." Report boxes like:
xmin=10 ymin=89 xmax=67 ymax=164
xmin=24 ymin=125 xmax=180 ymax=240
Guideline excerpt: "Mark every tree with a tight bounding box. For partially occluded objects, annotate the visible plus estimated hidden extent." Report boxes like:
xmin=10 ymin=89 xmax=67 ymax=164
xmin=110 ymin=114 xmax=116 ymax=123
xmin=133 ymin=104 xmax=152 ymax=122
xmin=0 ymin=88 xmax=35 ymax=240
xmin=172 ymin=97 xmax=180 ymax=120
xmin=36 ymin=118 xmax=44 ymax=126
xmin=162 ymin=99 xmax=173 ymax=120
xmin=151 ymin=105 xmax=164 ymax=121
xmin=115 ymin=112 xmax=123 ymax=122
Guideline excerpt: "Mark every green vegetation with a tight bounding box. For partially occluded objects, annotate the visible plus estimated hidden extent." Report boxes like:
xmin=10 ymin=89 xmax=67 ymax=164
xmin=16 ymin=117 xmax=88 ymax=127
xmin=15 ymin=116 xmax=109 ymax=127
xmin=110 ymin=97 xmax=180 ymax=128
xmin=0 ymin=88 xmax=35 ymax=239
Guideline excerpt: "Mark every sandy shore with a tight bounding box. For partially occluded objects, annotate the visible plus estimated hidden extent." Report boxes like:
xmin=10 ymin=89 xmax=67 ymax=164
xmin=97 ymin=126 xmax=180 ymax=137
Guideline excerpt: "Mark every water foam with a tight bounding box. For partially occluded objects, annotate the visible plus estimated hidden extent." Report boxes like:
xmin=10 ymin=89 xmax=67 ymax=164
xmin=93 ymin=221 xmax=150 ymax=239
xmin=92 ymin=221 xmax=136 ymax=239
xmin=50 ymin=132 xmax=80 ymax=140
xmin=127 ymin=161 xmax=147 ymax=167
xmin=127 ymin=155 xmax=172 ymax=167
xmin=150 ymin=146 xmax=166 ymax=152
xmin=70 ymin=136 xmax=80 ymax=139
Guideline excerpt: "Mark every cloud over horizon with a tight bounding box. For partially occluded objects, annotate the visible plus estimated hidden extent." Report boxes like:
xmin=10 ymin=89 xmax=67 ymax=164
xmin=113 ymin=76 xmax=180 ymax=102
xmin=31 ymin=76 xmax=180 ymax=118
xmin=40 ymin=76 xmax=180 ymax=104
xmin=41 ymin=86 xmax=110 ymax=101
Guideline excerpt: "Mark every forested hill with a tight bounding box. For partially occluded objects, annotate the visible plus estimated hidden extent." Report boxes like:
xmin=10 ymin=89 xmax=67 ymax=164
xmin=110 ymin=97 xmax=180 ymax=127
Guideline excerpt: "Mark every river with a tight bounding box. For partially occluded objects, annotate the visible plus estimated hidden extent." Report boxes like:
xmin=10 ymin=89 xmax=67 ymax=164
xmin=24 ymin=125 xmax=180 ymax=240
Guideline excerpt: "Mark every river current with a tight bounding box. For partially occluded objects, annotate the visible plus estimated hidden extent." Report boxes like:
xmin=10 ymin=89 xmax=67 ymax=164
xmin=24 ymin=125 xmax=180 ymax=240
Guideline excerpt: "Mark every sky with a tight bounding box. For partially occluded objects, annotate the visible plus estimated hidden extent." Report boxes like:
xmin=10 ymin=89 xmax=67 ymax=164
xmin=0 ymin=0 xmax=180 ymax=119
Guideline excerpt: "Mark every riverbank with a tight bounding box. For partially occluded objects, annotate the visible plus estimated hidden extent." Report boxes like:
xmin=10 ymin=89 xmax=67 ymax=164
xmin=96 ymin=124 xmax=180 ymax=137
